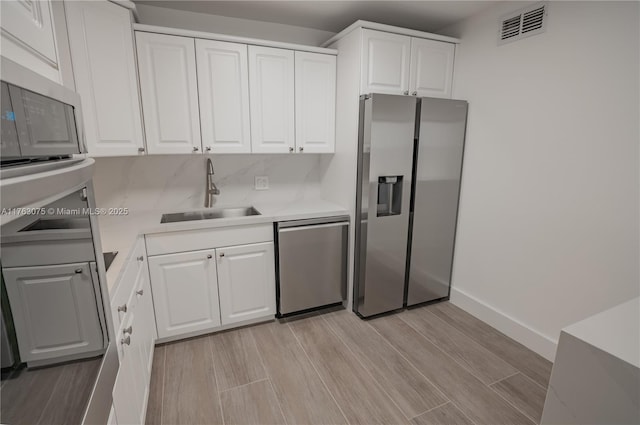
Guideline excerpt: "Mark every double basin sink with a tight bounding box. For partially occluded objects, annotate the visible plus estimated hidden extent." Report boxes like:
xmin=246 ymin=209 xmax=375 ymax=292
xmin=160 ymin=206 xmax=260 ymax=224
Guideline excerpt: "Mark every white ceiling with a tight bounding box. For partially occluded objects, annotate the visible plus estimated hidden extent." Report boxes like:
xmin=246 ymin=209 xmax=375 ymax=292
xmin=133 ymin=1 xmax=500 ymax=33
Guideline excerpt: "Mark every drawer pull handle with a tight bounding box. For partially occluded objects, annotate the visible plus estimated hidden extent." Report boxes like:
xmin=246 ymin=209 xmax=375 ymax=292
xmin=117 ymin=304 xmax=127 ymax=313
xmin=207 ymin=254 xmax=213 ymax=259
xmin=75 ymin=268 xmax=83 ymax=274
xmin=121 ymin=336 xmax=131 ymax=346
xmin=123 ymin=326 xmax=133 ymax=335
xmin=137 ymin=256 xmax=144 ymax=262
xmin=219 ymin=253 xmax=225 ymax=257
xmin=136 ymin=289 xmax=144 ymax=296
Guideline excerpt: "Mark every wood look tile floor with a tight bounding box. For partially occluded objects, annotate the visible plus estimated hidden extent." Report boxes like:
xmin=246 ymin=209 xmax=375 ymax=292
xmin=146 ymin=302 xmax=552 ymax=425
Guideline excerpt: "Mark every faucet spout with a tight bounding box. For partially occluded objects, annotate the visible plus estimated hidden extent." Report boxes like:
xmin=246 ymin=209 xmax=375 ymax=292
xmin=205 ymin=158 xmax=220 ymax=208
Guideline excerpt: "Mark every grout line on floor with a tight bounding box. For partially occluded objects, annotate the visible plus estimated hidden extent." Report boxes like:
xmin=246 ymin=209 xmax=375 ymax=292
xmin=286 ymin=321 xmax=350 ymax=425
xmin=448 ymin=400 xmax=481 ymax=425
xmin=408 ymin=400 xmax=451 ymax=420
xmin=487 ymin=371 xmax=520 ymax=386
xmin=206 ymin=336 xmax=225 ymax=425
xmin=364 ymin=318 xmax=450 ymax=404
xmin=430 ymin=304 xmax=551 ymax=390
xmin=398 ymin=312 xmax=509 ymax=388
xmin=319 ymin=312 xmax=416 ymax=421
xmin=487 ymin=383 xmax=539 ymax=425
xmin=248 ymin=328 xmax=288 ymax=425
xmin=160 ymin=345 xmax=167 ymax=425
xmin=217 ymin=378 xmax=270 ymax=394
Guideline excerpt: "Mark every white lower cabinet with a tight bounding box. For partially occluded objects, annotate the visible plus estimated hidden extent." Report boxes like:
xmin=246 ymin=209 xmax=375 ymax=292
xmin=148 ymin=249 xmax=221 ymax=339
xmin=111 ymin=238 xmax=156 ymax=425
xmin=217 ymin=242 xmax=276 ymax=325
xmin=147 ymin=229 xmax=276 ymax=341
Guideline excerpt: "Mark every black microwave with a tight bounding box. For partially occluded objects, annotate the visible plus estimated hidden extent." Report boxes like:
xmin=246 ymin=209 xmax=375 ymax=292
xmin=1 ymin=60 xmax=85 ymax=165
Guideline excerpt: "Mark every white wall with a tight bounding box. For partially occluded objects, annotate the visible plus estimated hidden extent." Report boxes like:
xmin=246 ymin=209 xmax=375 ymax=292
xmin=135 ymin=4 xmax=335 ymax=46
xmin=442 ymin=1 xmax=639 ymax=360
xmin=92 ymin=155 xmax=322 ymax=213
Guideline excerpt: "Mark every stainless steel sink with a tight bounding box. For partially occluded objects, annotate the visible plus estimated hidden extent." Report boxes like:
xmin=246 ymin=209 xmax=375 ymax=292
xmin=160 ymin=207 xmax=261 ymax=224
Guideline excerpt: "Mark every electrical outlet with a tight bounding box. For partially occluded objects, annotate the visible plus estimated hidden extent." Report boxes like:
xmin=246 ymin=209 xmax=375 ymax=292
xmin=254 ymin=176 xmax=269 ymax=191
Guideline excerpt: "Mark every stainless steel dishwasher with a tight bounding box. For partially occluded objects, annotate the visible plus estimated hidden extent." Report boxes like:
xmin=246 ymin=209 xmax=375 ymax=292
xmin=275 ymin=216 xmax=349 ymax=317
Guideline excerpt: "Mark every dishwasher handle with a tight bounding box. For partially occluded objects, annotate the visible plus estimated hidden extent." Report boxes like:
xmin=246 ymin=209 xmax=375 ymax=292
xmin=278 ymin=221 xmax=348 ymax=233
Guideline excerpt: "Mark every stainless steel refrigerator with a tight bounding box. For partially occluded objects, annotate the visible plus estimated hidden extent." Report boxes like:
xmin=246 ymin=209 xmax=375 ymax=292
xmin=354 ymin=94 xmax=468 ymax=318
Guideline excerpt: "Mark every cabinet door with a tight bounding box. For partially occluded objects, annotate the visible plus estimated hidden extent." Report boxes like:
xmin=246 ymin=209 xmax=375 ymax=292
xmin=1 ymin=82 xmax=21 ymax=158
xmin=0 ymin=0 xmax=59 ymax=82
xmin=107 ymin=404 xmax=118 ymax=425
xmin=2 ymin=262 xmax=105 ymax=364
xmin=112 ymin=314 xmax=142 ymax=425
xmin=216 ymin=242 xmax=276 ymax=325
xmin=294 ymin=52 xmax=336 ymax=153
xmin=148 ymin=249 xmax=220 ymax=338
xmin=133 ymin=256 xmax=156 ymax=376
xmin=361 ymin=29 xmax=411 ymax=95
xmin=196 ymin=39 xmax=251 ymax=154
xmin=136 ymin=32 xmax=202 ymax=154
xmin=409 ymin=38 xmax=455 ymax=98
xmin=248 ymin=46 xmax=295 ymax=153
xmin=65 ymin=0 xmax=145 ymax=156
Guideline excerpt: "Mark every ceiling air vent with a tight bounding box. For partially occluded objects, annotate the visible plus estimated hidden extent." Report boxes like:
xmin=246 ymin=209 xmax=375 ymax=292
xmin=498 ymin=3 xmax=548 ymax=45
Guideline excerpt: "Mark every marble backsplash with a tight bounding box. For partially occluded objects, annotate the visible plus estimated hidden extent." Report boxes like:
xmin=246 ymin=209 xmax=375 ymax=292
xmin=93 ymin=154 xmax=323 ymax=213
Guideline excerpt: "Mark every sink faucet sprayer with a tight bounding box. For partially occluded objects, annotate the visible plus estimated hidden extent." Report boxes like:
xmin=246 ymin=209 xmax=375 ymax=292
xmin=205 ymin=158 xmax=220 ymax=208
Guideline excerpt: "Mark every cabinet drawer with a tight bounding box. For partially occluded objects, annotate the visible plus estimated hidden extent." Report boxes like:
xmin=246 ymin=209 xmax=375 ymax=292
xmin=145 ymin=224 xmax=273 ymax=256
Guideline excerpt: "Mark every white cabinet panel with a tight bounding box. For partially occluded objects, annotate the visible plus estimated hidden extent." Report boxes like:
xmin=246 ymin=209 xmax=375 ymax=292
xmin=107 ymin=404 xmax=118 ymax=425
xmin=409 ymin=38 xmax=455 ymax=98
xmin=112 ymin=314 xmax=141 ymax=425
xmin=361 ymin=29 xmax=411 ymax=95
xmin=0 ymin=0 xmax=59 ymax=82
xmin=294 ymin=52 xmax=336 ymax=153
xmin=248 ymin=46 xmax=295 ymax=153
xmin=216 ymin=242 xmax=276 ymax=325
xmin=136 ymin=32 xmax=202 ymax=154
xmin=196 ymin=39 xmax=251 ymax=154
xmin=65 ymin=0 xmax=145 ymax=156
xmin=3 ymin=262 xmax=104 ymax=364
xmin=149 ymin=249 xmax=220 ymax=338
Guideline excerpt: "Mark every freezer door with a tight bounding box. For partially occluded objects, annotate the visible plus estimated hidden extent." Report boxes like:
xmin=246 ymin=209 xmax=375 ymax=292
xmin=408 ymin=97 xmax=468 ymax=306
xmin=354 ymin=94 xmax=416 ymax=317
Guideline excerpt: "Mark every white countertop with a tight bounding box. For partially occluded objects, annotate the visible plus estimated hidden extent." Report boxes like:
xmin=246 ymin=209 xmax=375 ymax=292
xmin=563 ymin=297 xmax=640 ymax=368
xmin=98 ymin=199 xmax=349 ymax=297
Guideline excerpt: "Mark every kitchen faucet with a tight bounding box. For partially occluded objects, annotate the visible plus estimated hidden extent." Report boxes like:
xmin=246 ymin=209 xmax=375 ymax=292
xmin=205 ymin=158 xmax=220 ymax=208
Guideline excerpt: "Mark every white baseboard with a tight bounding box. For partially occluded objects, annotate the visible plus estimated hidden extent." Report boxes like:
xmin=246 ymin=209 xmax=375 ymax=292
xmin=449 ymin=287 xmax=558 ymax=361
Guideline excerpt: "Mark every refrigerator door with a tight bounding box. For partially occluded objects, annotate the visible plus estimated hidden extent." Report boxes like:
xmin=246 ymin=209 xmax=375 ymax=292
xmin=408 ymin=97 xmax=468 ymax=306
xmin=354 ymin=94 xmax=416 ymax=317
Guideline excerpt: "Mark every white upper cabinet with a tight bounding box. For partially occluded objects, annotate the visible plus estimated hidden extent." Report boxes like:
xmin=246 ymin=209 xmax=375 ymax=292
xmin=196 ymin=39 xmax=251 ymax=154
xmin=135 ymin=32 xmax=202 ymax=154
xmin=148 ymin=249 xmax=221 ymax=339
xmin=294 ymin=52 xmax=336 ymax=153
xmin=409 ymin=38 xmax=455 ymax=98
xmin=0 ymin=0 xmax=59 ymax=82
xmin=248 ymin=46 xmax=295 ymax=153
xmin=216 ymin=242 xmax=276 ymax=325
xmin=361 ymin=29 xmax=411 ymax=95
xmin=65 ymin=1 xmax=145 ymax=156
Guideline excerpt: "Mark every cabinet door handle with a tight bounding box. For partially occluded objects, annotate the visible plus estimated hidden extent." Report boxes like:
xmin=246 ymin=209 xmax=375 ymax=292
xmin=121 ymin=336 xmax=131 ymax=346
xmin=219 ymin=253 xmax=225 ymax=257
xmin=117 ymin=304 xmax=127 ymax=313
xmin=289 ymin=147 xmax=294 ymax=153
xmin=206 ymin=146 xmax=211 ymax=152
xmin=412 ymin=91 xmax=417 ymax=96
xmin=136 ymin=289 xmax=144 ymax=296
xmin=299 ymin=147 xmax=304 ymax=152
xmin=193 ymin=147 xmax=199 ymax=152
xmin=207 ymin=254 xmax=213 ymax=259
xmin=403 ymin=90 xmax=409 ymax=95
xmin=138 ymin=147 xmax=145 ymax=153
xmin=75 ymin=268 xmax=83 ymax=274
xmin=123 ymin=326 xmax=133 ymax=335
xmin=137 ymin=256 xmax=144 ymax=262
